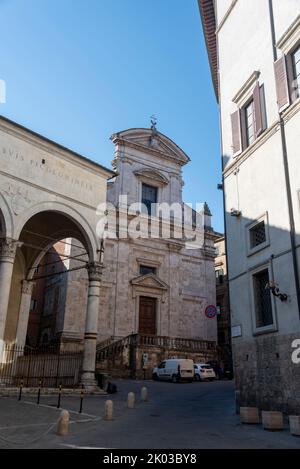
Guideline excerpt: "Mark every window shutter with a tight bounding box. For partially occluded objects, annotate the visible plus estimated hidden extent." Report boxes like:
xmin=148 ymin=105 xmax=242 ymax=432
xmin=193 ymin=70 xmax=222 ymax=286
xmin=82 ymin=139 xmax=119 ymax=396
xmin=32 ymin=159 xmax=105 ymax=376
xmin=231 ymin=110 xmax=242 ymax=156
xmin=253 ymin=82 xmax=263 ymax=137
xmin=274 ymin=56 xmax=290 ymax=112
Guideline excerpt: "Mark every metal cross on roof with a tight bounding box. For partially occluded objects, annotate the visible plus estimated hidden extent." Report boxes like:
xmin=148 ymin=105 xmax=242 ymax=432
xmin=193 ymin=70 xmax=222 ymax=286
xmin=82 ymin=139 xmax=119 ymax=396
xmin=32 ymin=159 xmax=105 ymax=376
xmin=150 ymin=115 xmax=157 ymax=131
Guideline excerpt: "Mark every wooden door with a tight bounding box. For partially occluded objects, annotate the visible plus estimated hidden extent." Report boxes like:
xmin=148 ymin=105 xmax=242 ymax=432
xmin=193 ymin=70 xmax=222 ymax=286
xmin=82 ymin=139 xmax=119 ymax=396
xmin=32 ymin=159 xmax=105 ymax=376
xmin=139 ymin=296 xmax=156 ymax=335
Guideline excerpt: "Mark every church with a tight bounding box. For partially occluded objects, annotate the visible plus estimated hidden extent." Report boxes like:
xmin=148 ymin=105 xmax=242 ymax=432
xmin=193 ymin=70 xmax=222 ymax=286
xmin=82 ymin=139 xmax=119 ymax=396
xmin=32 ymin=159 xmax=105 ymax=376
xmin=0 ymin=116 xmax=217 ymax=383
xmin=23 ymin=123 xmax=218 ymax=376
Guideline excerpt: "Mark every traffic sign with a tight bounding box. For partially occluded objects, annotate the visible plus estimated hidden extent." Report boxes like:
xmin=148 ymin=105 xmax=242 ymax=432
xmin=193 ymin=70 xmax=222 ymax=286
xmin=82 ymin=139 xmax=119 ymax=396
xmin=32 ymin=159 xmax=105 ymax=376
xmin=205 ymin=305 xmax=217 ymax=319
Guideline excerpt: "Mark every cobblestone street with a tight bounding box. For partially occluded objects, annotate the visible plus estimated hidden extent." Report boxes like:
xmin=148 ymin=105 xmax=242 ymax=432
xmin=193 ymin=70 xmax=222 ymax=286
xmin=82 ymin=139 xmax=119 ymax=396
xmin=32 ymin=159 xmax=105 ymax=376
xmin=0 ymin=380 xmax=299 ymax=449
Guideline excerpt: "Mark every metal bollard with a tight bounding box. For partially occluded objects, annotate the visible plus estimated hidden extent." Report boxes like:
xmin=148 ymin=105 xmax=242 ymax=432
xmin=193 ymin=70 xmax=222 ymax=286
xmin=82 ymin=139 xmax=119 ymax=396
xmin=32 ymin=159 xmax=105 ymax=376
xmin=79 ymin=386 xmax=84 ymax=414
xmin=57 ymin=410 xmax=70 ymax=436
xmin=37 ymin=379 xmax=42 ymax=405
xmin=104 ymin=400 xmax=114 ymax=421
xmin=127 ymin=392 xmax=135 ymax=409
xmin=141 ymin=386 xmax=148 ymax=402
xmin=57 ymin=383 xmax=62 ymax=409
xmin=18 ymin=379 xmax=23 ymax=401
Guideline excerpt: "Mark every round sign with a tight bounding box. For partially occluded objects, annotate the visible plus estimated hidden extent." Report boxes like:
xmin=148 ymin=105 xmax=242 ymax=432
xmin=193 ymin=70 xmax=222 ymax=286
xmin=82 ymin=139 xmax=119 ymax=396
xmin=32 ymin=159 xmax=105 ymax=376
xmin=205 ymin=305 xmax=217 ymax=319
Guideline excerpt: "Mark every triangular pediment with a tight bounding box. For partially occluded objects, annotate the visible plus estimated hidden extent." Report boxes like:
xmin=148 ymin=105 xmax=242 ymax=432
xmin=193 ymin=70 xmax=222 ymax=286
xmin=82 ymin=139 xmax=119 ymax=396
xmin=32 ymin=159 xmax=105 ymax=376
xmin=130 ymin=273 xmax=168 ymax=290
xmin=111 ymin=128 xmax=190 ymax=165
xmin=133 ymin=168 xmax=168 ymax=185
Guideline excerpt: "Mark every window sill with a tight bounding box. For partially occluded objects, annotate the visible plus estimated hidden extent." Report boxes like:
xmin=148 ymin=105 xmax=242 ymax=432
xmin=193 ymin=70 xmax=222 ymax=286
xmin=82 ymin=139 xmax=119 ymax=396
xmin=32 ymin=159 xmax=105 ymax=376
xmin=253 ymin=325 xmax=278 ymax=336
xmin=247 ymin=241 xmax=270 ymax=257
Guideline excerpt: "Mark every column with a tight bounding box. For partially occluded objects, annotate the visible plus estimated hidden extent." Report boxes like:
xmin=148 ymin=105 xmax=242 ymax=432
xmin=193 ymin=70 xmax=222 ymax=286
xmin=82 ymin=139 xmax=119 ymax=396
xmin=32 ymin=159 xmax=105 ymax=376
xmin=80 ymin=261 xmax=102 ymax=389
xmin=15 ymin=280 xmax=35 ymax=348
xmin=0 ymin=238 xmax=19 ymax=346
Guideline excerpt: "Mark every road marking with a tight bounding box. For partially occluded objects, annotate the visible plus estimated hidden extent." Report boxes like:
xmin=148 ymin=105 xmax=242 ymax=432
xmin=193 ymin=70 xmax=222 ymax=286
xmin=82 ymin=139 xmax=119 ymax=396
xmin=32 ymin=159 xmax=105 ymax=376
xmin=21 ymin=400 xmax=100 ymax=419
xmin=0 ymin=422 xmax=57 ymax=430
xmin=60 ymin=444 xmax=111 ymax=449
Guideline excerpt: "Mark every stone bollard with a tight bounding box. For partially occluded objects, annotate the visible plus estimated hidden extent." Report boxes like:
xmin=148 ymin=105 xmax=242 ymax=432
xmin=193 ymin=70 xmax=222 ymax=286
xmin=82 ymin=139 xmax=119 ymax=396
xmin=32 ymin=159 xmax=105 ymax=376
xmin=127 ymin=392 xmax=135 ymax=409
xmin=240 ymin=407 xmax=260 ymax=424
xmin=289 ymin=416 xmax=300 ymax=436
xmin=105 ymin=400 xmax=114 ymax=421
xmin=141 ymin=387 xmax=148 ymax=402
xmin=262 ymin=411 xmax=283 ymax=431
xmin=57 ymin=410 xmax=70 ymax=436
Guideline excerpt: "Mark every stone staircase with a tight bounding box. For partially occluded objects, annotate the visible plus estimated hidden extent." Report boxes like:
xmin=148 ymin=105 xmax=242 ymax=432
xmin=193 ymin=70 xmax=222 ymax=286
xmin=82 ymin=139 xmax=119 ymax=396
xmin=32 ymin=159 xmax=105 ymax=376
xmin=95 ymin=334 xmax=217 ymax=379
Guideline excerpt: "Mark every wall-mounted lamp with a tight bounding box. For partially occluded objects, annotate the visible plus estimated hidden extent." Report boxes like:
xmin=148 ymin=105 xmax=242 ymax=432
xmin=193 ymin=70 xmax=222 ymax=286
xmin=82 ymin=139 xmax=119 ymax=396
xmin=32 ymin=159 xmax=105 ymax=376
xmin=265 ymin=281 xmax=288 ymax=302
xmin=217 ymin=183 xmax=223 ymax=190
xmin=230 ymin=208 xmax=241 ymax=217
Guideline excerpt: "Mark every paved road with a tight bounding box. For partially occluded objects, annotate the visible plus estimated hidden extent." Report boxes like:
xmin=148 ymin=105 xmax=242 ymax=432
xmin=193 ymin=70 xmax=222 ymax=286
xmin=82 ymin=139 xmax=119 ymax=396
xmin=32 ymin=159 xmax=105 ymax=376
xmin=0 ymin=379 xmax=299 ymax=449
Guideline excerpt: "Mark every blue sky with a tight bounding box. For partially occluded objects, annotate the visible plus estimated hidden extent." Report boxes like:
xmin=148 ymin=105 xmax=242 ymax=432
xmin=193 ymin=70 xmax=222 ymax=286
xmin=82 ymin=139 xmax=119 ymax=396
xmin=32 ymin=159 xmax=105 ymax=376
xmin=0 ymin=0 xmax=222 ymax=232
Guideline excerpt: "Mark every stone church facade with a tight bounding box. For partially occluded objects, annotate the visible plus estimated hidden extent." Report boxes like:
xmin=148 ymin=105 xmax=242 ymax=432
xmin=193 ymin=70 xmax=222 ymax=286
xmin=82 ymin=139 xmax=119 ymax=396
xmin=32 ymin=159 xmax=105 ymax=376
xmin=28 ymin=126 xmax=217 ymax=356
xmin=23 ymin=126 xmax=218 ymax=379
xmin=98 ymin=127 xmax=217 ymax=344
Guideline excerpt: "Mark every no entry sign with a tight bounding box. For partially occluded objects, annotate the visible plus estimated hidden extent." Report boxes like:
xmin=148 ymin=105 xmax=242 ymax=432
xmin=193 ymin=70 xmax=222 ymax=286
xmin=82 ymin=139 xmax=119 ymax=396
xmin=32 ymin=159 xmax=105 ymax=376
xmin=205 ymin=305 xmax=217 ymax=319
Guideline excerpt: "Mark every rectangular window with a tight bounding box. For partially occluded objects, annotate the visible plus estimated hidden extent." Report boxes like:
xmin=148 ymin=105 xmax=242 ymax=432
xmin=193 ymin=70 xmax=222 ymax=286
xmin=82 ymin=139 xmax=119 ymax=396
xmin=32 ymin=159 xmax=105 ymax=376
xmin=30 ymin=299 xmax=37 ymax=311
xmin=142 ymin=183 xmax=157 ymax=215
xmin=218 ymin=330 xmax=226 ymax=345
xmin=249 ymin=221 xmax=266 ymax=248
xmin=253 ymin=269 xmax=273 ymax=328
xmin=292 ymin=45 xmax=300 ymax=99
xmin=244 ymin=99 xmax=256 ymax=146
xmin=216 ymin=269 xmax=224 ymax=283
xmin=140 ymin=265 xmax=156 ymax=276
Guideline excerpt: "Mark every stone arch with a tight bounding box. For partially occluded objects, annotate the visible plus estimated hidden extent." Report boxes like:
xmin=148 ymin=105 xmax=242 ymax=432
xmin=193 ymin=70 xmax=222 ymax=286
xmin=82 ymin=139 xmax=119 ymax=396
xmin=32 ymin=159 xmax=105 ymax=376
xmin=0 ymin=192 xmax=14 ymax=238
xmin=15 ymin=201 xmax=99 ymax=263
xmin=4 ymin=204 xmax=98 ymax=349
xmin=26 ymin=229 xmax=89 ymax=281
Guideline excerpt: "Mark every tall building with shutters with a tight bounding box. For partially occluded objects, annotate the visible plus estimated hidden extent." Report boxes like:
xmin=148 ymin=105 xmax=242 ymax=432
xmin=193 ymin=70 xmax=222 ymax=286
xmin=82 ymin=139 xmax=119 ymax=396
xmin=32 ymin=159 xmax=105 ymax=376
xmin=199 ymin=0 xmax=300 ymax=413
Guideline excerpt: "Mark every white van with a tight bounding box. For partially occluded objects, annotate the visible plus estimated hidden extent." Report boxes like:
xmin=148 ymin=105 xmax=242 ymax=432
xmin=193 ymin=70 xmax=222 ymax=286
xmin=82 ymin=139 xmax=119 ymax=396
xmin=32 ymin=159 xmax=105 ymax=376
xmin=152 ymin=359 xmax=194 ymax=383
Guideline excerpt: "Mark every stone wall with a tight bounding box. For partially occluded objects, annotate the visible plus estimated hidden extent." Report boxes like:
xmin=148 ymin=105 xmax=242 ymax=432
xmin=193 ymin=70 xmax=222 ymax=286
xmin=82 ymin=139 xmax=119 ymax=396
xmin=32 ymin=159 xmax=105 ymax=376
xmin=96 ymin=342 xmax=217 ymax=380
xmin=233 ymin=333 xmax=300 ymax=415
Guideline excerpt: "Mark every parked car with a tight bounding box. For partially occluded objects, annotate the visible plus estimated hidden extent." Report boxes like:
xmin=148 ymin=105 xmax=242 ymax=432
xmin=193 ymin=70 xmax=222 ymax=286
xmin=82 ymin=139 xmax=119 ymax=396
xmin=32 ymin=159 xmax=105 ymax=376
xmin=194 ymin=363 xmax=216 ymax=381
xmin=152 ymin=359 xmax=194 ymax=383
xmin=206 ymin=359 xmax=234 ymax=380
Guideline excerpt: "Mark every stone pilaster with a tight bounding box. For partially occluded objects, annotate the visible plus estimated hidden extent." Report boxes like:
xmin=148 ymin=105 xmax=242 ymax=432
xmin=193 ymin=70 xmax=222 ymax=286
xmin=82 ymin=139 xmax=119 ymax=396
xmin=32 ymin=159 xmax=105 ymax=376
xmin=0 ymin=238 xmax=21 ymax=343
xmin=0 ymin=238 xmax=20 ymax=262
xmin=15 ymin=280 xmax=35 ymax=348
xmin=80 ymin=261 xmax=103 ymax=390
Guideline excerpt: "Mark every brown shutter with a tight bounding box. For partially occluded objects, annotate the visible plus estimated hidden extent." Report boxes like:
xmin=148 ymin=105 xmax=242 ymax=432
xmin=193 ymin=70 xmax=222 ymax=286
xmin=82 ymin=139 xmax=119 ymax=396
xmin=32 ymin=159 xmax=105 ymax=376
xmin=274 ymin=56 xmax=290 ymax=112
xmin=253 ymin=82 xmax=263 ymax=137
xmin=231 ymin=110 xmax=242 ymax=156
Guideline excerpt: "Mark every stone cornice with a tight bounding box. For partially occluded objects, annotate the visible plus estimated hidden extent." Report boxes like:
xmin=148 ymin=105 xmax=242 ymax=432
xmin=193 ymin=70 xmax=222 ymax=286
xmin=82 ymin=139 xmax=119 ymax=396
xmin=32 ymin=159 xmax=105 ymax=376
xmin=133 ymin=168 xmax=169 ymax=186
xmin=232 ymin=71 xmax=260 ymax=107
xmin=0 ymin=115 xmax=114 ymax=179
xmin=216 ymin=0 xmax=238 ymax=34
xmin=136 ymin=257 xmax=161 ymax=268
xmin=130 ymin=272 xmax=168 ymax=290
xmin=112 ymin=149 xmax=182 ymax=174
xmin=113 ymin=138 xmax=188 ymax=166
xmin=277 ymin=14 xmax=300 ymax=54
xmin=0 ymin=169 xmax=102 ymax=212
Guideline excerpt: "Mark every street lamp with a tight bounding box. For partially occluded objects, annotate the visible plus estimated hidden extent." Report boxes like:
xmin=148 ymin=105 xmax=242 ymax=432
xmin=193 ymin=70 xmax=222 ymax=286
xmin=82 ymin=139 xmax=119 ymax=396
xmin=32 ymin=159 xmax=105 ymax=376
xmin=265 ymin=281 xmax=288 ymax=302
